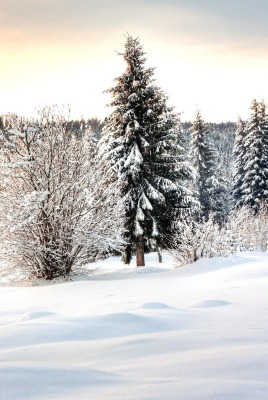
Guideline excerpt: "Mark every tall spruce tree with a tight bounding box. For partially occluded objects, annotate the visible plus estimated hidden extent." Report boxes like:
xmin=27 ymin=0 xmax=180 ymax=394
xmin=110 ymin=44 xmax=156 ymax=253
xmin=100 ymin=35 xmax=196 ymax=266
xmin=232 ymin=117 xmax=247 ymax=210
xmin=239 ymin=99 xmax=268 ymax=213
xmin=190 ymin=110 xmax=225 ymax=222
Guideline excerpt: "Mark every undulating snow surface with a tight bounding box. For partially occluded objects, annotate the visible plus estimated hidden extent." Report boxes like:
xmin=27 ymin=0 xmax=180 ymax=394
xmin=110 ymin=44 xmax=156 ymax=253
xmin=1 ymin=252 xmax=268 ymax=399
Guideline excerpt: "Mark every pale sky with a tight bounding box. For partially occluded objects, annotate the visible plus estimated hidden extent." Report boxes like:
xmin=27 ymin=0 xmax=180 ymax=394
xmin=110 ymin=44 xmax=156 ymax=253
xmin=1 ymin=0 xmax=268 ymax=122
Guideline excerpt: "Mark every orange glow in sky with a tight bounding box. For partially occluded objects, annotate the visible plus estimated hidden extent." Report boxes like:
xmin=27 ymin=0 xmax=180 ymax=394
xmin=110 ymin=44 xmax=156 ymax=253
xmin=1 ymin=0 xmax=268 ymax=122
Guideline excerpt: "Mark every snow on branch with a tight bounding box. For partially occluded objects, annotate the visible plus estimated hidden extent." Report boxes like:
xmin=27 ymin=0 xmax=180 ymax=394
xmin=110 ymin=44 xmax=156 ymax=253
xmin=0 ymin=108 xmax=125 ymax=281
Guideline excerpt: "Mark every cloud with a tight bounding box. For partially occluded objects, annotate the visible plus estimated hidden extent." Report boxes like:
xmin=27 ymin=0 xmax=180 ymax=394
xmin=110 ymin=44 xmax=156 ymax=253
xmin=1 ymin=0 xmax=268 ymax=121
xmin=1 ymin=0 xmax=268 ymax=55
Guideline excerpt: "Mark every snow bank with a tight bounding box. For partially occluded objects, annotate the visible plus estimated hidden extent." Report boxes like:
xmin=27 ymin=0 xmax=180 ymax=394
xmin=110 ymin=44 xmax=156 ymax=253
xmin=0 ymin=251 xmax=268 ymax=399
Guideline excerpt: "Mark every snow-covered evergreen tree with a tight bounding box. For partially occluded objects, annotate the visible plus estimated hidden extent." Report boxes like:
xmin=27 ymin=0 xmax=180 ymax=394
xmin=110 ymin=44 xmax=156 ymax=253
xmin=190 ymin=110 xmax=225 ymax=222
xmin=239 ymin=100 xmax=268 ymax=213
xmin=232 ymin=117 xmax=247 ymax=209
xmin=100 ymin=35 xmax=196 ymax=266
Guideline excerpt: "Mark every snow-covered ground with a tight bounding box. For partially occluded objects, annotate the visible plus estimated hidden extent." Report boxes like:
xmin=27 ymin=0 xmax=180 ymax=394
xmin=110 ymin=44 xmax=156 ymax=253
xmin=1 ymin=251 xmax=268 ymax=399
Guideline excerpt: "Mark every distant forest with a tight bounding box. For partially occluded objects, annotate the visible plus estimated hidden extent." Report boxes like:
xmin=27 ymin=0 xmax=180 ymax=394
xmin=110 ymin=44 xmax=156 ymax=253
xmin=1 ymin=35 xmax=267 ymax=280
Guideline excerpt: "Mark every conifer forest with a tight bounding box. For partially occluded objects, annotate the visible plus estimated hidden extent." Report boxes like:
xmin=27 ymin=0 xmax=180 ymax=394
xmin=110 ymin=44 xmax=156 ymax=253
xmin=1 ymin=35 xmax=268 ymax=280
xmin=2 ymin=0 xmax=268 ymax=397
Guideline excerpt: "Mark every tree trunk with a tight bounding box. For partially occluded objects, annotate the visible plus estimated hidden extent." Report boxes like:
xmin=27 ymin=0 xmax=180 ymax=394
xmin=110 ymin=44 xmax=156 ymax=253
xmin=121 ymin=245 xmax=132 ymax=264
xmin=155 ymin=240 xmax=162 ymax=263
xmin=193 ymin=248 xmax=198 ymax=262
xmin=136 ymin=235 xmax=145 ymax=267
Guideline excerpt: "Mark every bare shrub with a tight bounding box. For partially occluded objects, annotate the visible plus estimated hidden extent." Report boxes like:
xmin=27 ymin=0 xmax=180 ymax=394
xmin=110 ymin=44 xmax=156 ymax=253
xmin=0 ymin=108 xmax=124 ymax=280
xmin=169 ymin=205 xmax=268 ymax=267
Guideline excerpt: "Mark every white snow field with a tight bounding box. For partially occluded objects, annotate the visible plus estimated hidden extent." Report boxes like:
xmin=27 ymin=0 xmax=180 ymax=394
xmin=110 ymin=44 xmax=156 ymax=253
xmin=1 ymin=251 xmax=268 ymax=400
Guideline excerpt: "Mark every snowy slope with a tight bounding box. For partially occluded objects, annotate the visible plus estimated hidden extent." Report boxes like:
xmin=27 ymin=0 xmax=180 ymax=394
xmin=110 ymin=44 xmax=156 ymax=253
xmin=1 ymin=252 xmax=268 ymax=400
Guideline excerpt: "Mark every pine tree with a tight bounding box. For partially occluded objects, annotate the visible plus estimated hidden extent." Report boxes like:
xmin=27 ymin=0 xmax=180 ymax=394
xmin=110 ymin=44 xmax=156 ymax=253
xmin=232 ymin=117 xmax=247 ymax=210
xmin=100 ymin=35 xmax=196 ymax=266
xmin=240 ymin=99 xmax=268 ymax=213
xmin=190 ymin=110 xmax=224 ymax=222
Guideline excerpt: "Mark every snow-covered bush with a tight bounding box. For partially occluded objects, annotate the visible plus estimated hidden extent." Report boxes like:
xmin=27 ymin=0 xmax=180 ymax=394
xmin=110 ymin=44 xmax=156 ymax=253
xmin=0 ymin=108 xmax=124 ymax=280
xmin=169 ymin=215 xmax=230 ymax=267
xmin=225 ymin=205 xmax=268 ymax=252
xmin=170 ymin=205 xmax=268 ymax=267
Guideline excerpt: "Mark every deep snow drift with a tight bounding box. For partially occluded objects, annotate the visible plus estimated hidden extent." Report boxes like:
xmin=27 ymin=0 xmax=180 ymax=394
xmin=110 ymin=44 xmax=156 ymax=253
xmin=1 ymin=252 xmax=268 ymax=399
